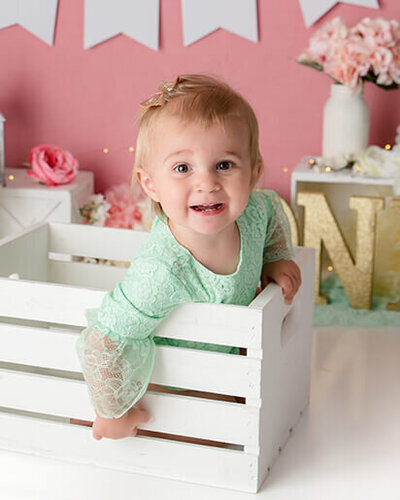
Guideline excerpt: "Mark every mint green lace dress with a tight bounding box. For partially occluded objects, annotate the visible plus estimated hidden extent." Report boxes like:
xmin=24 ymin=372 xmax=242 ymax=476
xmin=76 ymin=190 xmax=294 ymax=418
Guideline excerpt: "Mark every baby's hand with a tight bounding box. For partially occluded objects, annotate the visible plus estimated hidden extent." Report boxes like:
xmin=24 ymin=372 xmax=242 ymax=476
xmin=261 ymin=259 xmax=301 ymax=305
xmin=92 ymin=406 xmax=150 ymax=440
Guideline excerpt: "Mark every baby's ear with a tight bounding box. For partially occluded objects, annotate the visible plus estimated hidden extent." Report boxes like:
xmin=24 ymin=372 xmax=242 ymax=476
xmin=251 ymin=159 xmax=264 ymax=188
xmin=136 ymin=168 xmax=160 ymax=202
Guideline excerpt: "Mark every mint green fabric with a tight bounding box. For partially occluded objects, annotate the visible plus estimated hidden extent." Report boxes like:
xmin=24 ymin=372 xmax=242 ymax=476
xmin=314 ymin=276 xmax=400 ymax=328
xmin=76 ymin=190 xmax=294 ymax=418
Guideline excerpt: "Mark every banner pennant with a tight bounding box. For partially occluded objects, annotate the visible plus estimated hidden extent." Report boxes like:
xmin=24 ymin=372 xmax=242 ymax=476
xmin=84 ymin=0 xmax=159 ymax=51
xmin=181 ymin=0 xmax=258 ymax=47
xmin=299 ymin=0 xmax=379 ymax=28
xmin=0 ymin=0 xmax=59 ymax=45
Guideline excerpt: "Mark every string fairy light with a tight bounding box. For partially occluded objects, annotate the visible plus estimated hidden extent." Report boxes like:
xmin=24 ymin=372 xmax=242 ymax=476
xmin=384 ymin=144 xmax=391 ymax=150
xmin=74 ymin=146 xmax=135 ymax=158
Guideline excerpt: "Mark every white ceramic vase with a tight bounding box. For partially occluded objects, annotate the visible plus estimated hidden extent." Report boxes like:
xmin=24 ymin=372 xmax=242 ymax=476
xmin=322 ymin=83 xmax=369 ymax=158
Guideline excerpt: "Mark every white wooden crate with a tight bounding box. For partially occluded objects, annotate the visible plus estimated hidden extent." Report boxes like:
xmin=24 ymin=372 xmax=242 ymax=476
xmin=0 ymin=222 xmax=315 ymax=493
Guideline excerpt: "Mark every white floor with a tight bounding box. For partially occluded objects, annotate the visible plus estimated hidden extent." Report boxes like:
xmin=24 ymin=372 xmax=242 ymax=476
xmin=1 ymin=326 xmax=399 ymax=500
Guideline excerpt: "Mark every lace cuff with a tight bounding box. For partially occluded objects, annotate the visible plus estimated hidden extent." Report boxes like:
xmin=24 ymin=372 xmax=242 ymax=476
xmin=263 ymin=191 xmax=295 ymax=264
xmin=76 ymin=325 xmax=155 ymax=418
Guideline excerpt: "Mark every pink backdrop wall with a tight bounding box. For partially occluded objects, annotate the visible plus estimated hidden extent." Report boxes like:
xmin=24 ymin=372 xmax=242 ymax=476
xmin=0 ymin=0 xmax=399 ymax=200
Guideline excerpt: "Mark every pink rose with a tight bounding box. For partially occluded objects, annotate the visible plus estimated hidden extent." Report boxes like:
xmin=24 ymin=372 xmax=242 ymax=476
xmin=28 ymin=144 xmax=79 ymax=186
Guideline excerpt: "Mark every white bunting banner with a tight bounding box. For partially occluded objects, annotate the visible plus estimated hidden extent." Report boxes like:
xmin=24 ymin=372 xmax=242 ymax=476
xmin=0 ymin=0 xmax=58 ymax=45
xmin=299 ymin=0 xmax=379 ymax=28
xmin=181 ymin=0 xmax=258 ymax=46
xmin=84 ymin=0 xmax=159 ymax=50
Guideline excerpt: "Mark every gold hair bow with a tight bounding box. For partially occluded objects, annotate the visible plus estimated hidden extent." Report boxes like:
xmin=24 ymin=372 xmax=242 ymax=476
xmin=140 ymin=76 xmax=182 ymax=109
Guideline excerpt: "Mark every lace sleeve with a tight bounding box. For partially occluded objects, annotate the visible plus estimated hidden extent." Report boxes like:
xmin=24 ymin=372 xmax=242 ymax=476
xmin=263 ymin=190 xmax=295 ymax=264
xmin=76 ymin=257 xmax=189 ymax=418
xmin=76 ymin=323 xmax=155 ymax=419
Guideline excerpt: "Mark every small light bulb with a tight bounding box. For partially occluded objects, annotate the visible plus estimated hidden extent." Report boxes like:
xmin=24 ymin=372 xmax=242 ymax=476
xmin=384 ymin=144 xmax=391 ymax=150
xmin=128 ymin=146 xmax=134 ymax=152
xmin=325 ymin=166 xmax=331 ymax=172
xmin=327 ymin=266 xmax=333 ymax=272
xmin=8 ymin=175 xmax=14 ymax=180
xmin=103 ymin=148 xmax=109 ymax=154
xmin=283 ymin=168 xmax=288 ymax=173
xmin=357 ymin=166 xmax=362 ymax=172
xmin=309 ymin=158 xmax=315 ymax=165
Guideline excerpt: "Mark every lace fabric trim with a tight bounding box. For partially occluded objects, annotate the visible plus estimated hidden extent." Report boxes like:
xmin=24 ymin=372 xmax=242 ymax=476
xmin=76 ymin=326 xmax=155 ymax=418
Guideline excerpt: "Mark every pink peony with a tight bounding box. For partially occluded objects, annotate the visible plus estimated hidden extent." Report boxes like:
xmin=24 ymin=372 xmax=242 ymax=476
xmin=28 ymin=144 xmax=79 ymax=186
xmin=104 ymin=183 xmax=142 ymax=229
xmin=324 ymin=38 xmax=370 ymax=91
xmin=298 ymin=17 xmax=348 ymax=66
xmin=299 ymin=17 xmax=400 ymax=91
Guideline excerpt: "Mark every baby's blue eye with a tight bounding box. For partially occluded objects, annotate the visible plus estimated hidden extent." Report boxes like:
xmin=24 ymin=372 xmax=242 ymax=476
xmin=216 ymin=161 xmax=233 ymax=170
xmin=174 ymin=164 xmax=190 ymax=173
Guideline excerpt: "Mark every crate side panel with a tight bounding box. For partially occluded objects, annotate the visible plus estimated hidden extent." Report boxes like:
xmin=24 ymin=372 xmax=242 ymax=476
xmin=257 ymin=248 xmax=315 ymax=489
xmin=0 ymin=413 xmax=258 ymax=492
xmin=49 ymin=223 xmax=148 ymax=262
xmin=0 ymin=224 xmax=48 ymax=281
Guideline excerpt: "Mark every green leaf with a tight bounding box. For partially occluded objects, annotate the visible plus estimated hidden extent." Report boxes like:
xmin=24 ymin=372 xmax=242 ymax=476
xmin=298 ymin=59 xmax=324 ymax=72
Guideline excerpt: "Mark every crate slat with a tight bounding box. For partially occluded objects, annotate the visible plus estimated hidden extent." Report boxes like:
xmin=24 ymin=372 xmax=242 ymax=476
xmin=49 ymin=223 xmax=148 ymax=261
xmin=0 ymin=294 xmax=262 ymax=350
xmin=0 ymin=412 xmax=259 ymax=492
xmin=0 ymin=323 xmax=261 ymax=398
xmin=0 ymin=369 xmax=259 ymax=446
xmin=0 ymin=323 xmax=80 ymax=371
xmin=156 ymin=302 xmax=262 ymax=349
xmin=152 ymin=346 xmax=261 ymax=398
xmin=0 ymin=279 xmax=104 ymax=326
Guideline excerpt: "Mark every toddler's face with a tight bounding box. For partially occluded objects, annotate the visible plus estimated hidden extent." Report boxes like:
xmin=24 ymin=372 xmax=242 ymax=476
xmin=137 ymin=114 xmax=260 ymax=240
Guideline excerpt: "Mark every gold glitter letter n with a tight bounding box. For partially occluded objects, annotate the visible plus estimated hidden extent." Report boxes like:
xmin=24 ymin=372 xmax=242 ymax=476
xmin=297 ymin=192 xmax=384 ymax=309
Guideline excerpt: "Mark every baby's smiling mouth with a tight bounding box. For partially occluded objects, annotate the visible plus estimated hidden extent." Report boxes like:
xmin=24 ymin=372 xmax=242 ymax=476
xmin=190 ymin=203 xmax=224 ymax=213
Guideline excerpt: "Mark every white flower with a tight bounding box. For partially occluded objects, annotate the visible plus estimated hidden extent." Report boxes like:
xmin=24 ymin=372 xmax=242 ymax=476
xmin=80 ymin=194 xmax=111 ymax=226
xmin=353 ymin=145 xmax=400 ymax=177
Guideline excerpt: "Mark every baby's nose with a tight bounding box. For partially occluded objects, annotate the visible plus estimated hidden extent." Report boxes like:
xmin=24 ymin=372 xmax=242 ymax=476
xmin=195 ymin=171 xmax=220 ymax=192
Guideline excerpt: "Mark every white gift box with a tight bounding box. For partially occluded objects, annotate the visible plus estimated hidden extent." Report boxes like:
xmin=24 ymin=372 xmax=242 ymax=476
xmin=0 ymin=168 xmax=94 ymax=239
xmin=0 ymin=222 xmax=314 ymax=492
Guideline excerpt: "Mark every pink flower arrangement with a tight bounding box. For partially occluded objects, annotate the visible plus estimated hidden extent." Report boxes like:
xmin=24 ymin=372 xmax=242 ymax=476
xmin=28 ymin=144 xmax=79 ymax=186
xmin=298 ymin=17 xmax=400 ymax=92
xmin=104 ymin=183 xmax=143 ymax=229
xmin=80 ymin=183 xmax=152 ymax=230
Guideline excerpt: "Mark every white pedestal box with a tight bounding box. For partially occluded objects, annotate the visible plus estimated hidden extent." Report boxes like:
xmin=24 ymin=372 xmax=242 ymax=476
xmin=291 ymin=157 xmax=399 ymax=241
xmin=0 ymin=222 xmax=314 ymax=493
xmin=0 ymin=168 xmax=94 ymax=239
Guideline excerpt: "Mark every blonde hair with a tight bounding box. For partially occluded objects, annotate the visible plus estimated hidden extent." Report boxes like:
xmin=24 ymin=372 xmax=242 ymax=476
xmin=132 ymin=74 xmax=263 ymax=216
